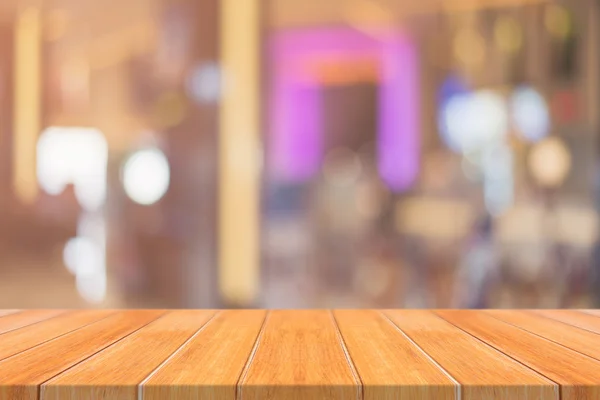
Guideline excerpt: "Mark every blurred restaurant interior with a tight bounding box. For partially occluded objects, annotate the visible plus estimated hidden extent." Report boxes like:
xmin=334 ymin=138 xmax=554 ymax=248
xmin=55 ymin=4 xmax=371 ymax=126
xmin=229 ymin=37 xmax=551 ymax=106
xmin=0 ymin=0 xmax=598 ymax=309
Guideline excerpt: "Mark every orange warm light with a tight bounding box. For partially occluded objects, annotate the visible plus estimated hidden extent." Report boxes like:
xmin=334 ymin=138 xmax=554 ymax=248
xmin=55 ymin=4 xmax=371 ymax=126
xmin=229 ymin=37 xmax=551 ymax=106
xmin=303 ymin=58 xmax=379 ymax=86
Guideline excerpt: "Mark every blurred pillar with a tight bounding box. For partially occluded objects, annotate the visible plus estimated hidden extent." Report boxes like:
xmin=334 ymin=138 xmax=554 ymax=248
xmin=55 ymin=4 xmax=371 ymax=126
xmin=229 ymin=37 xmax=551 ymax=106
xmin=0 ymin=19 xmax=13 ymax=202
xmin=218 ymin=0 xmax=262 ymax=306
xmin=12 ymin=6 xmax=41 ymax=204
xmin=592 ymin=0 xmax=600 ymax=307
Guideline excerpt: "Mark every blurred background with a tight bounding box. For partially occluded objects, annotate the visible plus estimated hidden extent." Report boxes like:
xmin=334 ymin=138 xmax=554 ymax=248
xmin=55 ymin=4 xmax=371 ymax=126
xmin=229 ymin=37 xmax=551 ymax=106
xmin=0 ymin=0 xmax=598 ymax=309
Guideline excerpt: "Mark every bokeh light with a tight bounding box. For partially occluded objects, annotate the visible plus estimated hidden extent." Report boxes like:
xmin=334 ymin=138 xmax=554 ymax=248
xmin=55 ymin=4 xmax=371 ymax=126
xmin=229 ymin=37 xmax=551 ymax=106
xmin=528 ymin=137 xmax=572 ymax=188
xmin=544 ymin=4 xmax=573 ymax=40
xmin=441 ymin=90 xmax=508 ymax=153
xmin=511 ymin=86 xmax=550 ymax=142
xmin=37 ymin=127 xmax=108 ymax=211
xmin=186 ymin=62 xmax=222 ymax=103
xmin=494 ymin=16 xmax=523 ymax=54
xmin=122 ymin=148 xmax=171 ymax=205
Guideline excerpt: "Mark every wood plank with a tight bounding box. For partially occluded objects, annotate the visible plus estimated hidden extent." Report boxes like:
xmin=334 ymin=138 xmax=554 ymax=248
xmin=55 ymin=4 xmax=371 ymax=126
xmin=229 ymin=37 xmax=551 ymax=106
xmin=239 ymin=310 xmax=360 ymax=400
xmin=580 ymin=310 xmax=600 ymax=317
xmin=0 ymin=310 xmax=65 ymax=335
xmin=437 ymin=310 xmax=600 ymax=400
xmin=0 ymin=310 xmax=115 ymax=362
xmin=141 ymin=310 xmax=266 ymax=400
xmin=0 ymin=310 xmax=20 ymax=318
xmin=0 ymin=310 xmax=164 ymax=400
xmin=334 ymin=310 xmax=457 ymax=400
xmin=487 ymin=310 xmax=600 ymax=362
xmin=384 ymin=310 xmax=557 ymax=400
xmin=533 ymin=310 xmax=600 ymax=334
xmin=42 ymin=310 xmax=215 ymax=400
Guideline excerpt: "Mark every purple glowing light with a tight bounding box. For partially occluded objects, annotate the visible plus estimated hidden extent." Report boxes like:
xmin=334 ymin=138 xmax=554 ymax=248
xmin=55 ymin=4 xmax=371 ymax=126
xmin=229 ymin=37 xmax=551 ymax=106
xmin=269 ymin=28 xmax=420 ymax=192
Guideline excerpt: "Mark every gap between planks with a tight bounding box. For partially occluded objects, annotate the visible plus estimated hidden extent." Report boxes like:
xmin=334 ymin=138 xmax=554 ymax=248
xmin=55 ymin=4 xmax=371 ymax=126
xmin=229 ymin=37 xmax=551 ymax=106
xmin=235 ymin=310 xmax=270 ymax=400
xmin=330 ymin=310 xmax=363 ymax=400
xmin=434 ymin=311 xmax=563 ymax=399
xmin=35 ymin=311 xmax=167 ymax=399
xmin=137 ymin=310 xmax=222 ymax=400
xmin=379 ymin=311 xmax=461 ymax=400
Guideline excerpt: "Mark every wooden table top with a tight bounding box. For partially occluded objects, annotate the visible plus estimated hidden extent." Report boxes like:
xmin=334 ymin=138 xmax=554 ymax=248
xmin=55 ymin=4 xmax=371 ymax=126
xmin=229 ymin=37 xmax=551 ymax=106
xmin=0 ymin=309 xmax=599 ymax=399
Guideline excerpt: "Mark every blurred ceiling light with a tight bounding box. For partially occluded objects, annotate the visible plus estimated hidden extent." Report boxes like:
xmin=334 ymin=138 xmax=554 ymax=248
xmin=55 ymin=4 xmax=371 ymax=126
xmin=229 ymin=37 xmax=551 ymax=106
xmin=511 ymin=86 xmax=550 ymax=142
xmin=441 ymin=90 xmax=508 ymax=153
xmin=453 ymin=27 xmax=485 ymax=67
xmin=122 ymin=148 xmax=170 ymax=205
xmin=37 ymin=127 xmax=108 ymax=211
xmin=494 ymin=16 xmax=523 ymax=54
xmin=323 ymin=147 xmax=362 ymax=187
xmin=544 ymin=4 xmax=572 ymax=40
xmin=186 ymin=62 xmax=222 ymax=104
xmin=528 ymin=137 xmax=571 ymax=188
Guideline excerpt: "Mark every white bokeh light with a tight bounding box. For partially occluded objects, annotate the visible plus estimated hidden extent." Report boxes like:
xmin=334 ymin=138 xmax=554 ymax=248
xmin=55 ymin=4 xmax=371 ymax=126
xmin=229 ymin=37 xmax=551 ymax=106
xmin=441 ymin=90 xmax=508 ymax=153
xmin=63 ymin=236 xmax=103 ymax=276
xmin=122 ymin=148 xmax=170 ymax=205
xmin=511 ymin=86 xmax=550 ymax=142
xmin=76 ymin=272 xmax=107 ymax=304
xmin=37 ymin=127 xmax=108 ymax=211
xmin=186 ymin=62 xmax=222 ymax=103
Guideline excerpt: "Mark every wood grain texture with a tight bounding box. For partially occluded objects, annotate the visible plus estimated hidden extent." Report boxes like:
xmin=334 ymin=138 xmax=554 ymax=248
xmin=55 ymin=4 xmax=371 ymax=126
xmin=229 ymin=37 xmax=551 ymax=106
xmin=0 ymin=310 xmax=115 ymax=362
xmin=0 ymin=310 xmax=66 ymax=335
xmin=581 ymin=310 xmax=600 ymax=317
xmin=42 ymin=310 xmax=215 ymax=400
xmin=141 ymin=310 xmax=266 ymax=400
xmin=0 ymin=310 xmax=19 ymax=317
xmin=239 ymin=310 xmax=361 ymax=400
xmin=0 ymin=309 xmax=599 ymax=399
xmin=533 ymin=310 xmax=600 ymax=334
xmin=437 ymin=310 xmax=600 ymax=400
xmin=384 ymin=310 xmax=557 ymax=400
xmin=487 ymin=310 xmax=600 ymax=362
xmin=334 ymin=310 xmax=457 ymax=400
xmin=0 ymin=310 xmax=164 ymax=400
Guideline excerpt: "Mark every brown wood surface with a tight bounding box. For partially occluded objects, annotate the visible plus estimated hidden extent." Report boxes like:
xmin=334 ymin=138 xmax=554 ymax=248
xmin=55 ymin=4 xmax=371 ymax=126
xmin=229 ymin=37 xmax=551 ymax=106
xmin=533 ymin=309 xmax=600 ymax=334
xmin=42 ymin=310 xmax=215 ymax=400
xmin=437 ymin=310 xmax=600 ymax=400
xmin=0 ymin=309 xmax=599 ymax=399
xmin=0 ymin=309 xmax=115 ymax=362
xmin=334 ymin=309 xmax=457 ymax=400
xmin=239 ymin=310 xmax=361 ymax=400
xmin=0 ymin=310 xmax=66 ymax=335
xmin=141 ymin=310 xmax=266 ymax=400
xmin=0 ymin=310 xmax=164 ymax=400
xmin=0 ymin=310 xmax=19 ymax=317
xmin=384 ymin=310 xmax=557 ymax=400
xmin=486 ymin=310 xmax=600 ymax=362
